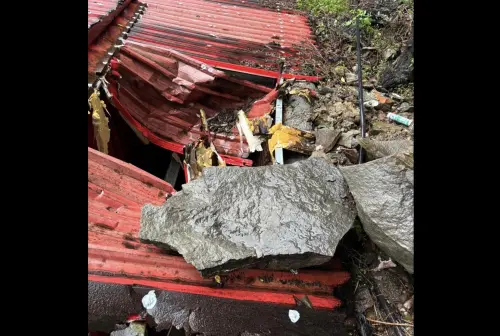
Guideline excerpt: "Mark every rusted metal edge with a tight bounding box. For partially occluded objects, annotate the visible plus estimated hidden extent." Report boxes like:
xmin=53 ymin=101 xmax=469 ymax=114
xmin=88 ymin=3 xmax=147 ymax=93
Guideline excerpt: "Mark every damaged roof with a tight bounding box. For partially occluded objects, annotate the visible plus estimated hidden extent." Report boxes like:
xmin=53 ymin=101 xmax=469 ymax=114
xmin=108 ymin=43 xmax=270 ymax=165
xmin=88 ymin=0 xmax=143 ymax=86
xmin=88 ymin=148 xmax=350 ymax=309
xmin=127 ymin=0 xmax=319 ymax=80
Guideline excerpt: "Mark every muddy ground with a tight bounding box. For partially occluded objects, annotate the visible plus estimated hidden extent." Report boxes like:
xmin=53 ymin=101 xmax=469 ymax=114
xmin=269 ymin=0 xmax=415 ymax=334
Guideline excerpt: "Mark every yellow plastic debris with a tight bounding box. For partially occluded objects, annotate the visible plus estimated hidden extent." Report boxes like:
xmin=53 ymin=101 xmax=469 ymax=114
xmin=214 ymin=275 xmax=222 ymax=284
xmin=267 ymin=123 xmax=315 ymax=162
xmin=88 ymin=89 xmax=111 ymax=154
xmin=289 ymin=88 xmax=312 ymax=104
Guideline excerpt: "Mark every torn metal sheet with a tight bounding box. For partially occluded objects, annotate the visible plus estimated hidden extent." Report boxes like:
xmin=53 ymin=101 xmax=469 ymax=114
xmin=107 ymin=43 xmax=273 ymax=165
xmin=140 ymin=158 xmax=357 ymax=277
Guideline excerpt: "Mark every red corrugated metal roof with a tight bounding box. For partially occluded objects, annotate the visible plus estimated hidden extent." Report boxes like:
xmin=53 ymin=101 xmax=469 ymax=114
xmin=88 ymin=0 xmax=141 ymax=85
xmin=88 ymin=147 xmax=350 ymax=309
xmin=126 ymin=0 xmax=320 ymax=80
xmin=107 ymin=43 xmax=271 ymax=165
xmin=88 ymin=0 xmax=121 ymax=28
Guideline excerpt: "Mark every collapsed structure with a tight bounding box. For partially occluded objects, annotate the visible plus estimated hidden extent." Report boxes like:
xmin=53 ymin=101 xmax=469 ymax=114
xmin=88 ymin=1 xmax=414 ymax=334
xmin=88 ymin=1 xmax=353 ymax=327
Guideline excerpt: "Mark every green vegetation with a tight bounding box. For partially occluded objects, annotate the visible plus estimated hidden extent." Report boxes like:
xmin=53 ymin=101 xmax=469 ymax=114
xmin=344 ymin=9 xmax=374 ymax=34
xmin=297 ymin=0 xmax=349 ymax=15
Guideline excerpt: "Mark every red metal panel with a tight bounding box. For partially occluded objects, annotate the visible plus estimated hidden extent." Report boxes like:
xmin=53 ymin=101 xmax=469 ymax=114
xmin=107 ymin=43 xmax=275 ymax=164
xmin=88 ymin=0 xmax=140 ymax=84
xmin=126 ymin=0 xmax=320 ymax=79
xmin=88 ymin=149 xmax=349 ymax=309
xmin=88 ymin=0 xmax=133 ymax=46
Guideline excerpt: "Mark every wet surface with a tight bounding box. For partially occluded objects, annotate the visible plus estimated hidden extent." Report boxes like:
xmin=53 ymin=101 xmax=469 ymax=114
xmin=89 ymin=281 xmax=349 ymax=336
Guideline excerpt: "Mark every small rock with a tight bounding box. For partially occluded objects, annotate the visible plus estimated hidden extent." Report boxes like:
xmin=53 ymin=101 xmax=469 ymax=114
xmin=315 ymin=128 xmax=342 ymax=153
xmin=334 ymin=65 xmax=349 ymax=76
xmin=398 ymin=102 xmax=414 ymax=113
xmin=389 ymin=93 xmax=404 ymax=101
xmin=346 ymin=72 xmax=358 ymax=84
xmin=341 ymin=148 xmax=359 ymax=164
xmin=338 ymin=130 xmax=360 ymax=148
xmin=364 ymin=100 xmax=379 ymax=108
xmin=370 ymin=120 xmax=403 ymax=136
xmin=341 ymin=120 xmax=355 ymax=129
xmin=355 ymin=287 xmax=374 ymax=313
xmin=384 ymin=48 xmax=397 ymax=60
xmin=403 ymin=295 xmax=414 ymax=311
xmin=317 ymin=86 xmax=335 ymax=95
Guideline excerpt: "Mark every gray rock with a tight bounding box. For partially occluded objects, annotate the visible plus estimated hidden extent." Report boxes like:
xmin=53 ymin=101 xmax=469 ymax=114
xmin=110 ymin=323 xmax=146 ymax=336
xmin=340 ymin=155 xmax=414 ymax=273
xmin=315 ymin=128 xmax=342 ymax=153
xmin=140 ymin=158 xmax=357 ymax=276
xmin=378 ymin=46 xmax=413 ymax=89
xmin=337 ymin=130 xmax=360 ymax=148
xmin=358 ymin=138 xmax=413 ymax=164
xmin=398 ymin=102 xmax=414 ymax=113
xmin=364 ymin=100 xmax=379 ymax=109
xmin=354 ymin=286 xmax=374 ymax=313
xmin=284 ymin=82 xmax=316 ymax=132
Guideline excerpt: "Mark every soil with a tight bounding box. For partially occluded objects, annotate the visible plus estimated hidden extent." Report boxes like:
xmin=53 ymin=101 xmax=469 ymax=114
xmin=272 ymin=1 xmax=415 ymax=334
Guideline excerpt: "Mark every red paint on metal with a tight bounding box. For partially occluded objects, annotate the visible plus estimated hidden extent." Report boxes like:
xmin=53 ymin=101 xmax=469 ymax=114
xmin=198 ymin=58 xmax=321 ymax=81
xmin=88 ymin=149 xmax=349 ymax=309
xmin=107 ymin=85 xmax=253 ymax=166
xmin=88 ymin=274 xmax=342 ymax=310
xmin=125 ymin=0 xmax=321 ymax=79
xmin=88 ymin=0 xmax=139 ymax=84
xmin=88 ymin=0 xmax=133 ymax=46
xmin=107 ymin=43 xmax=276 ymax=165
xmin=247 ymin=89 xmax=280 ymax=119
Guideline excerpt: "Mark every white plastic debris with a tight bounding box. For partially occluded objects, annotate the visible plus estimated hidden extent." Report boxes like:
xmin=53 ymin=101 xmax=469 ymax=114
xmin=288 ymin=310 xmax=300 ymax=323
xmin=371 ymin=257 xmax=397 ymax=272
xmin=142 ymin=290 xmax=157 ymax=310
xmin=236 ymin=110 xmax=263 ymax=152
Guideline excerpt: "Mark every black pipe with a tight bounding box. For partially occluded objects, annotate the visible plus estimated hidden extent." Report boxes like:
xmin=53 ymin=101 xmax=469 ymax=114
xmin=355 ymin=15 xmax=366 ymax=164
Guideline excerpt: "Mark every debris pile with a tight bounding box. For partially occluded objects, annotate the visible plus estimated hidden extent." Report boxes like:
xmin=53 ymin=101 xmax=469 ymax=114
xmin=140 ymin=158 xmax=357 ymax=276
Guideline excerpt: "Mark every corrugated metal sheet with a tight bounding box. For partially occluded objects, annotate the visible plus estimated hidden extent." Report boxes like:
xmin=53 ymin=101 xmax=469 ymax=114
xmin=88 ymin=147 xmax=350 ymax=309
xmin=126 ymin=0 xmax=320 ymax=79
xmin=88 ymin=0 xmax=141 ymax=86
xmin=88 ymin=0 xmax=121 ymax=28
xmin=88 ymin=0 xmax=134 ymax=47
xmin=108 ymin=43 xmax=271 ymax=165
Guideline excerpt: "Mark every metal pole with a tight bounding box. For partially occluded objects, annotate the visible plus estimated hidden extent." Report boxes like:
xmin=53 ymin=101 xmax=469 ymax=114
xmin=355 ymin=14 xmax=366 ymax=164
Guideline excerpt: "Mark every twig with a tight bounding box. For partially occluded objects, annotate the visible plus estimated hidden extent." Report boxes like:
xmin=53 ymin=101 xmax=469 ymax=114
xmin=366 ymin=318 xmax=414 ymax=328
xmin=354 ymin=279 xmax=360 ymax=294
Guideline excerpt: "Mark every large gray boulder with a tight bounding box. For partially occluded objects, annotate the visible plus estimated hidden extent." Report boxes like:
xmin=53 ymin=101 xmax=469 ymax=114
xmin=140 ymin=158 xmax=357 ymax=277
xmin=340 ymin=154 xmax=414 ymax=273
